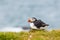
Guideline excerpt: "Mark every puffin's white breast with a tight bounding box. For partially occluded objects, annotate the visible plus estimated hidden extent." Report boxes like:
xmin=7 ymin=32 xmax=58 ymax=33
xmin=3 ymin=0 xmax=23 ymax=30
xmin=30 ymin=23 xmax=38 ymax=29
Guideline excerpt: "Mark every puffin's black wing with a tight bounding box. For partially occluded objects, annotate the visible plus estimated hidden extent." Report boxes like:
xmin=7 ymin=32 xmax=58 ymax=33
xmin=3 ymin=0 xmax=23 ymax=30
xmin=33 ymin=20 xmax=46 ymax=28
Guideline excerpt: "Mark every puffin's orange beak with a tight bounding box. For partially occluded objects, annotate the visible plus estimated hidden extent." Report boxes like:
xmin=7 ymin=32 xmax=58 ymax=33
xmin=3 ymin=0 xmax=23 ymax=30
xmin=28 ymin=18 xmax=31 ymax=23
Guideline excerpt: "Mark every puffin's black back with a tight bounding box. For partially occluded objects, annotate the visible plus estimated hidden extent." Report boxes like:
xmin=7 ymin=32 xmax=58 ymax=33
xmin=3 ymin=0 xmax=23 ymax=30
xmin=33 ymin=20 xmax=46 ymax=28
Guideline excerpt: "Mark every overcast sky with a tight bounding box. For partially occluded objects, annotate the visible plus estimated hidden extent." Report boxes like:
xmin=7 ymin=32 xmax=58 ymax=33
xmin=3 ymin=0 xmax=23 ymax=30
xmin=0 ymin=0 xmax=60 ymax=31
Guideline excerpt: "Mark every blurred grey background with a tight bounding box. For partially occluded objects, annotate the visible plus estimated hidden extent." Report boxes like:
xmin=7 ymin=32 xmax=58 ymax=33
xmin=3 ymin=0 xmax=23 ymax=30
xmin=0 ymin=0 xmax=60 ymax=31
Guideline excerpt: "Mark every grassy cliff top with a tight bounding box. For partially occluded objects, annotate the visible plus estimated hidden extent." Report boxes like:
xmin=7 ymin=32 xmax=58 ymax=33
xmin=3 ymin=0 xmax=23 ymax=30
xmin=0 ymin=30 xmax=60 ymax=40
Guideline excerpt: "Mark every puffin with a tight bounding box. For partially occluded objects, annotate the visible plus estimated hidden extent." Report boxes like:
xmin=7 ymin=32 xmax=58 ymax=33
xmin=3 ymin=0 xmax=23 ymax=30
xmin=28 ymin=17 xmax=49 ymax=29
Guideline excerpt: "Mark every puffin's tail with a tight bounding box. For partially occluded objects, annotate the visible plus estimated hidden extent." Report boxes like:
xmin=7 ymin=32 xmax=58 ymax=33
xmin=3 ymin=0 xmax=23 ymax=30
xmin=42 ymin=24 xmax=49 ymax=27
xmin=45 ymin=24 xmax=49 ymax=26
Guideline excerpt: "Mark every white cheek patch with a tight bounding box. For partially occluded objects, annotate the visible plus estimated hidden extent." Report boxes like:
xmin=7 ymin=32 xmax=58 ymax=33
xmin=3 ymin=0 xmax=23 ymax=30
xmin=30 ymin=18 xmax=35 ymax=22
xmin=32 ymin=19 xmax=35 ymax=21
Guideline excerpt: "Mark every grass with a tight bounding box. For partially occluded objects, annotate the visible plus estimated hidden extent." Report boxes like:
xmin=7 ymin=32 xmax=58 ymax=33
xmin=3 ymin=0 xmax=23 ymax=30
xmin=0 ymin=30 xmax=60 ymax=40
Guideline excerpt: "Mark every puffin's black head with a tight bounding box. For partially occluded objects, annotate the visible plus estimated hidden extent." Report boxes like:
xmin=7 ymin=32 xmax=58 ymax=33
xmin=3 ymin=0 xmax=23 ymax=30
xmin=28 ymin=17 xmax=37 ymax=23
xmin=32 ymin=17 xmax=37 ymax=21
